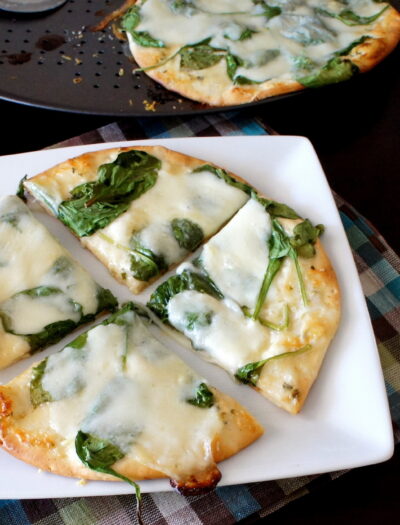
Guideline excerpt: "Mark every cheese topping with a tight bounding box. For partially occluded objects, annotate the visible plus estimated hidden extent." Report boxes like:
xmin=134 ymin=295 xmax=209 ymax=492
xmin=0 ymin=196 xmax=112 ymax=366
xmin=168 ymin=291 xmax=270 ymax=373
xmin=86 ymin=166 xmax=248 ymax=270
xmin=201 ymin=199 xmax=271 ymax=308
xmin=133 ymin=0 xmax=388 ymax=83
xmin=31 ymin=308 xmax=223 ymax=479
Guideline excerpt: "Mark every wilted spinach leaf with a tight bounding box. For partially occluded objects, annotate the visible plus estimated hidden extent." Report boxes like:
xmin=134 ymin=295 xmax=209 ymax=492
xmin=253 ymin=0 xmax=282 ymax=20
xmin=102 ymin=302 xmax=150 ymax=327
xmin=290 ymin=220 xmax=324 ymax=258
xmin=75 ymin=431 xmax=142 ymax=523
xmin=225 ymin=53 xmax=263 ymax=85
xmin=171 ymin=218 xmax=204 ymax=251
xmin=334 ymin=35 xmax=370 ymax=57
xmin=179 ymin=40 xmax=225 ymax=70
xmin=315 ymin=6 xmax=388 ymax=26
xmin=130 ymin=234 xmax=167 ymax=282
xmin=255 ymin=195 xmax=300 ymax=219
xmin=297 ymin=57 xmax=358 ymax=88
xmin=292 ymin=55 xmax=317 ymax=72
xmin=252 ymin=217 xmax=322 ymax=318
xmin=121 ymin=6 xmax=164 ymax=48
xmin=26 ymin=320 xmax=78 ymax=353
xmin=148 ymin=270 xmax=223 ymax=323
xmin=96 ymin=286 xmax=118 ymax=314
xmin=186 ymin=383 xmax=215 ymax=408
xmin=30 ymin=358 xmax=52 ymax=408
xmin=193 ymin=164 xmax=253 ymax=195
xmin=58 ymin=150 xmax=160 ymax=237
xmin=185 ymin=311 xmax=213 ymax=330
xmin=235 ymin=344 xmax=312 ymax=386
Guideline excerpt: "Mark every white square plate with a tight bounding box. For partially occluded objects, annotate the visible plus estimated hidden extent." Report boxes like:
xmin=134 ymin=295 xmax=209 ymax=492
xmin=0 ymin=136 xmax=393 ymax=499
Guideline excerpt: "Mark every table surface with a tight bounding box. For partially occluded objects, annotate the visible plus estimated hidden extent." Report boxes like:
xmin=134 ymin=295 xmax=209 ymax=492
xmin=0 ymin=40 xmax=399 ymax=525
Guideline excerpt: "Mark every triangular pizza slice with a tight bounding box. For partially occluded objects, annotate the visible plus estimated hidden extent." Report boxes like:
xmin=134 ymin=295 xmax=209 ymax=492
xmin=0 ymin=196 xmax=117 ymax=370
xmin=0 ymin=303 xmax=263 ymax=499
xmin=148 ymin=197 xmax=340 ymax=414
xmin=23 ymin=145 xmax=250 ymax=293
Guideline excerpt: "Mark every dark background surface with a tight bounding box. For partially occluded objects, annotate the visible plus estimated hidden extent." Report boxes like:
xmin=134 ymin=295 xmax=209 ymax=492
xmin=0 ymin=31 xmax=399 ymax=525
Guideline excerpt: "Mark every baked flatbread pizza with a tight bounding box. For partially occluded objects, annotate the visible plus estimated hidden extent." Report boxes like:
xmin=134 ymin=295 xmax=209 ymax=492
xmin=24 ymin=146 xmax=249 ymax=294
xmin=0 ymin=303 xmax=263 ymax=504
xmin=148 ymin=197 xmax=340 ymax=414
xmin=0 ymin=196 xmax=117 ymax=370
xmin=120 ymin=0 xmax=400 ymax=106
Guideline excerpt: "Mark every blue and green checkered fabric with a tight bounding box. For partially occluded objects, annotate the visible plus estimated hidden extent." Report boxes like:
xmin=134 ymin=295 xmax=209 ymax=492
xmin=1 ymin=113 xmax=399 ymax=525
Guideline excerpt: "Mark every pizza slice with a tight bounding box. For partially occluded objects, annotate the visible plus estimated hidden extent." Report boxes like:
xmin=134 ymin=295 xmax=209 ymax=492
xmin=0 ymin=303 xmax=263 ymax=504
xmin=148 ymin=197 xmax=340 ymax=414
xmin=118 ymin=0 xmax=400 ymax=106
xmin=0 ymin=196 xmax=117 ymax=370
xmin=23 ymin=145 xmax=249 ymax=293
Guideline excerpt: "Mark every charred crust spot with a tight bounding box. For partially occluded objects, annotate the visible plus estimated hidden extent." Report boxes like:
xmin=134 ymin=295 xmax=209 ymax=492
xmin=170 ymin=465 xmax=222 ymax=496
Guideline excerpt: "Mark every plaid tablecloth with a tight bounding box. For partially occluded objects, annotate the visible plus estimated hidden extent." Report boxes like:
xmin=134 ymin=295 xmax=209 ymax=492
xmin=1 ymin=112 xmax=399 ymax=525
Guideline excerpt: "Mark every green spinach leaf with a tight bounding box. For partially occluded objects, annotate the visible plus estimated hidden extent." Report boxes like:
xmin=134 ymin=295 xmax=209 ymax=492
xmin=254 ymin=195 xmax=300 ymax=219
xmin=185 ymin=311 xmax=213 ymax=330
xmin=226 ymin=53 xmax=264 ymax=85
xmin=26 ymin=320 xmax=78 ymax=353
xmin=121 ymin=6 xmax=165 ymax=48
xmin=235 ymin=344 xmax=312 ymax=386
xmin=148 ymin=270 xmax=223 ymax=323
xmin=130 ymin=234 xmax=167 ymax=282
xmin=102 ymin=302 xmax=150 ymax=327
xmin=58 ymin=150 xmax=161 ymax=237
xmin=75 ymin=431 xmax=142 ymax=523
xmin=253 ymin=0 xmax=282 ymax=20
xmin=334 ymin=35 xmax=370 ymax=56
xmin=297 ymin=57 xmax=358 ymax=88
xmin=16 ymin=175 xmax=27 ymax=202
xmin=186 ymin=382 xmax=215 ymax=408
xmin=30 ymin=358 xmax=52 ymax=408
xmin=292 ymin=55 xmax=317 ymax=72
xmin=290 ymin=219 xmax=324 ymax=258
xmin=171 ymin=218 xmax=204 ymax=251
xmin=193 ymin=164 xmax=253 ymax=195
xmin=96 ymin=286 xmax=118 ymax=314
xmin=315 ymin=6 xmax=388 ymax=26
xmin=179 ymin=41 xmax=225 ymax=70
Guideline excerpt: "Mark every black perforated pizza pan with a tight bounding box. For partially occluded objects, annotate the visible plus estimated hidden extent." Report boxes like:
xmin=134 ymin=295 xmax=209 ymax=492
xmin=0 ymin=0 xmax=301 ymax=116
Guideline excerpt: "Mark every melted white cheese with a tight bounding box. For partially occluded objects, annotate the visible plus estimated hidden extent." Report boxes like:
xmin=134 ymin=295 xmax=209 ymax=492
xmin=86 ymin=166 xmax=248 ymax=268
xmin=35 ymin=311 xmax=223 ymax=479
xmin=168 ymin=290 xmax=270 ymax=373
xmin=201 ymin=198 xmax=271 ymax=308
xmin=0 ymin=196 xmax=104 ymax=355
xmin=135 ymin=0 xmax=388 ymax=83
xmin=0 ymin=291 xmax=81 ymax=335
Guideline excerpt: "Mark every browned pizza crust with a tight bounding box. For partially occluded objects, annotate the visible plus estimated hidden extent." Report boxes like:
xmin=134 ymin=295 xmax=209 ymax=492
xmin=346 ymin=8 xmax=400 ymax=72
xmin=125 ymin=3 xmax=400 ymax=106
xmin=24 ymin=145 xmax=251 ymax=294
xmin=0 ymin=370 xmax=263 ymax=490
